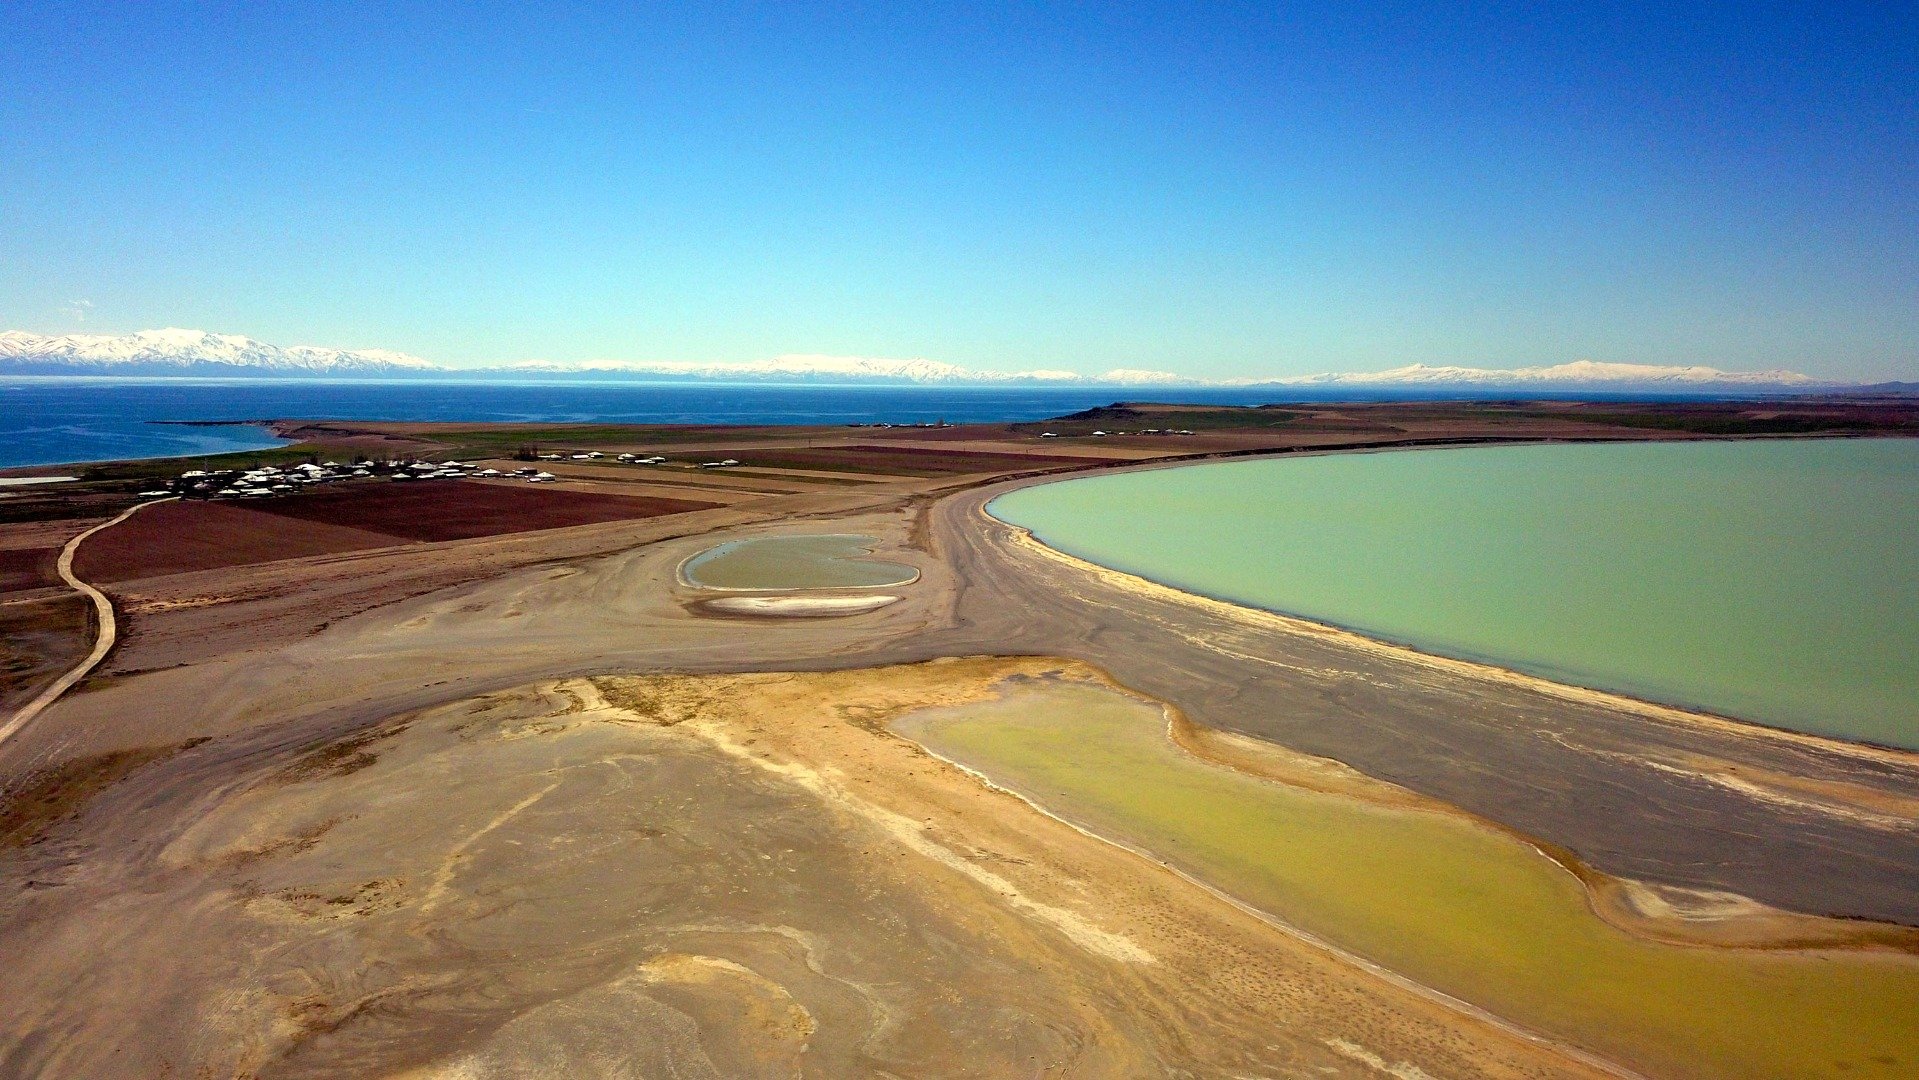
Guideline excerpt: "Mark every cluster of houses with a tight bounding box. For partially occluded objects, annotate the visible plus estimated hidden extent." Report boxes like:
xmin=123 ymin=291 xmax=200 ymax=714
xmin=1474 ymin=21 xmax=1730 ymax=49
xmin=147 ymin=459 xmax=564 ymax=500
xmin=1036 ymin=428 xmax=1198 ymax=438
xmin=149 ymin=461 xmax=379 ymax=499
xmin=390 ymin=461 xmax=566 ymax=485
xmin=533 ymin=451 xmax=672 ymax=465
xmin=149 ymin=446 xmax=854 ymax=499
xmin=843 ymin=421 xmax=953 ymax=429
xmin=528 ymin=449 xmax=753 ymax=469
xmin=386 ymin=461 xmax=491 ymax=482
xmin=149 ymin=447 xmax=744 ymax=501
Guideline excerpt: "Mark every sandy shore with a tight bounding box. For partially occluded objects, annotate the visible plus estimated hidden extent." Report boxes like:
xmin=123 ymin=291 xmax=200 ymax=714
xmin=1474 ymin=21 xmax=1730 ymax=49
xmin=1 ymin=662 xmax=1629 ymax=1078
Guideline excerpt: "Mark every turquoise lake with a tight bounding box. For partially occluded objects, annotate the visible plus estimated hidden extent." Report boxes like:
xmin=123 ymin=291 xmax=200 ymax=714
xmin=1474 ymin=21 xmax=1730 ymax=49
xmin=988 ymin=439 xmax=1919 ymax=749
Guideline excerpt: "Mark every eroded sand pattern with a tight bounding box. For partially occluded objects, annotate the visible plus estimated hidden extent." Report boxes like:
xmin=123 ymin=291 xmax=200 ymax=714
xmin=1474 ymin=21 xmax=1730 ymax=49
xmin=901 ymin=678 xmax=1919 ymax=1079
xmin=0 ymin=662 xmax=1616 ymax=1079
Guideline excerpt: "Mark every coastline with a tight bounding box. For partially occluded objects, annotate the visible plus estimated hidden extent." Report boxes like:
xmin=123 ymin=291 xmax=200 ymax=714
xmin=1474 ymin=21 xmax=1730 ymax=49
xmin=977 ymin=448 xmax=1919 ymax=769
xmin=0 ymin=418 xmax=289 ymax=476
xmin=892 ymin=668 xmax=1919 ymax=1079
xmin=2 ymin=401 xmax=1902 ymax=476
xmin=928 ymin=467 xmax=1919 ymax=926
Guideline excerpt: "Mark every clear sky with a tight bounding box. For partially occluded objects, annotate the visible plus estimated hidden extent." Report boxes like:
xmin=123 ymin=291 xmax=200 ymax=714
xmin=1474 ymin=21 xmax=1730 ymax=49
xmin=2 ymin=2 xmax=1913 ymax=379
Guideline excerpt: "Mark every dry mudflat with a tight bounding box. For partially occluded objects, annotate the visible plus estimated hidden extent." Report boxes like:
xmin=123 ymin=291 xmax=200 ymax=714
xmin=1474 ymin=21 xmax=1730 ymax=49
xmin=0 ymin=662 xmax=1608 ymax=1078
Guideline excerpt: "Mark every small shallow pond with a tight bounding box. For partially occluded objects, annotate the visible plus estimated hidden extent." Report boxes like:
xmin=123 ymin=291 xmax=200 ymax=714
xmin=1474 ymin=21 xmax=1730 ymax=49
xmin=679 ymin=533 xmax=918 ymax=591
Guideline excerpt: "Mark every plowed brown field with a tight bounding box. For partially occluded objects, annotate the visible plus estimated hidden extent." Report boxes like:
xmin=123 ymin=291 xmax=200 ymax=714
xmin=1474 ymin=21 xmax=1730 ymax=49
xmin=254 ymin=480 xmax=715 ymax=542
xmin=73 ymin=483 xmax=718 ymax=583
xmin=0 ymin=548 xmax=59 ymax=592
xmin=73 ymin=501 xmax=407 ymax=583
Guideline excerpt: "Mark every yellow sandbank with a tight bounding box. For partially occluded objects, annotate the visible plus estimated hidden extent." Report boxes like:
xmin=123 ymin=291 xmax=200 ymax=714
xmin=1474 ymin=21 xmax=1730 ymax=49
xmin=897 ymin=678 xmax=1919 ymax=1080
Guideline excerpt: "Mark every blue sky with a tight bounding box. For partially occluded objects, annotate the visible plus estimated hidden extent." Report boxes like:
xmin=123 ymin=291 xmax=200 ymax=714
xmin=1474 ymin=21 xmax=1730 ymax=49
xmin=2 ymin=2 xmax=1913 ymax=379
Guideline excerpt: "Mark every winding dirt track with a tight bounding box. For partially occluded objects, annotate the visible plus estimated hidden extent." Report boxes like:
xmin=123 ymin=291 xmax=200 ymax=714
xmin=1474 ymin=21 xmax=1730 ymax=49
xmin=0 ymin=498 xmax=173 ymax=747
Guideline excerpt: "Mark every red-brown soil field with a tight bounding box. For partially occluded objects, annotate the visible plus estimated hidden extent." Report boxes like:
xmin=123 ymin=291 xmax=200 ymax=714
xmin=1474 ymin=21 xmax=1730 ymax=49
xmin=73 ymin=482 xmax=718 ymax=583
xmin=253 ymin=480 xmax=715 ymax=543
xmin=0 ymin=594 xmax=92 ymax=711
xmin=0 ymin=547 xmax=60 ymax=593
xmin=73 ymin=501 xmax=410 ymax=583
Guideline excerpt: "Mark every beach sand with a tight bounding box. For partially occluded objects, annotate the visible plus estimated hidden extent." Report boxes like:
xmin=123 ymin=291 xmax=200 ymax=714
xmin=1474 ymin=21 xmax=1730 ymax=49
xmin=0 ymin=663 xmax=1620 ymax=1078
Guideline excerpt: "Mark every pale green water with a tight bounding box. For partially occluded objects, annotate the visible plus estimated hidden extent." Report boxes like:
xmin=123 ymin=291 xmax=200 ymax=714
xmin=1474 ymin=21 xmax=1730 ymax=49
xmin=679 ymin=533 xmax=918 ymax=590
xmin=989 ymin=439 xmax=1919 ymax=748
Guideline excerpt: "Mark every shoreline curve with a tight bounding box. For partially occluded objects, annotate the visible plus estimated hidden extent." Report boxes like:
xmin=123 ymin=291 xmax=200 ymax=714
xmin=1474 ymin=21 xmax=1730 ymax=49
xmin=976 ymin=456 xmax=1919 ymax=770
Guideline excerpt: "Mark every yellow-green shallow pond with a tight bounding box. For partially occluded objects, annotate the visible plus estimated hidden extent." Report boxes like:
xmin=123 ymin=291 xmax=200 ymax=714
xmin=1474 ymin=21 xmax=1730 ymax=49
xmin=896 ymin=681 xmax=1919 ymax=1080
xmin=679 ymin=533 xmax=918 ymax=590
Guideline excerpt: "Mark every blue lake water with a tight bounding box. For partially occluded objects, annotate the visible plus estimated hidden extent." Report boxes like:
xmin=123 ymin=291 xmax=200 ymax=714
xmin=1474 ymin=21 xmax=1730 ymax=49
xmin=0 ymin=379 xmax=1264 ymax=469
xmin=1 ymin=377 xmax=1769 ymax=470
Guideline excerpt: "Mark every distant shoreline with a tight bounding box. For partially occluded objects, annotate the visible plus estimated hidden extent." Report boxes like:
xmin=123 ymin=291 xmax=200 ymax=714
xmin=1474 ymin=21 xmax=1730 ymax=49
xmin=7 ymin=389 xmax=1911 ymax=473
xmin=146 ymin=419 xmax=270 ymax=427
xmin=11 ymin=368 xmax=1904 ymax=396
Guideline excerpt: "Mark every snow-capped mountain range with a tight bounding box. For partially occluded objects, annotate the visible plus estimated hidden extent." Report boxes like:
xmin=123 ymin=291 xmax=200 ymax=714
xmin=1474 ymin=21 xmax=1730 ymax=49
xmin=496 ymin=352 xmax=1091 ymax=384
xmin=1267 ymin=360 xmax=1822 ymax=388
xmin=0 ymin=328 xmax=435 ymax=376
xmin=0 ymin=328 xmax=1842 ymax=389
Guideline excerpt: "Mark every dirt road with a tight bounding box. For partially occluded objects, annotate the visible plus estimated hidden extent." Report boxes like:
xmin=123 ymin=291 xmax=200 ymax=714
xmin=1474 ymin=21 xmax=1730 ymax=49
xmin=0 ymin=498 xmax=174 ymax=747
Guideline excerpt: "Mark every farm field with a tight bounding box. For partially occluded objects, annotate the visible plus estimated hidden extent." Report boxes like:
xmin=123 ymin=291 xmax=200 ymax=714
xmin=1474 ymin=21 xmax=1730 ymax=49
xmin=71 ymin=482 xmax=720 ymax=583
xmin=254 ymin=480 xmax=717 ymax=543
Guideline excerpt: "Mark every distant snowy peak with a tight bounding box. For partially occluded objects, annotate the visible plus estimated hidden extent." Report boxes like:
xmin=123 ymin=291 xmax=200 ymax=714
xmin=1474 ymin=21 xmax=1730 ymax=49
xmin=499 ymin=355 xmax=1194 ymax=385
xmin=0 ymin=328 xmax=435 ymax=375
xmin=1097 ymin=368 xmax=1189 ymax=385
xmin=1271 ymin=360 xmax=1822 ymax=387
xmin=0 ymin=328 xmax=1839 ymax=388
xmin=501 ymin=353 xmax=1053 ymax=383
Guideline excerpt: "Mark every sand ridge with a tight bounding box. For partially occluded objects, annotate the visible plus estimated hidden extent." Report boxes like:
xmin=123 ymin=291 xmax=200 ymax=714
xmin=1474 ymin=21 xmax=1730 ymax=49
xmin=0 ymin=663 xmax=1617 ymax=1078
